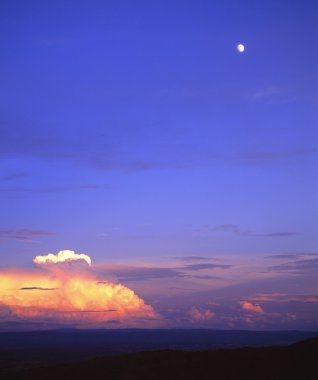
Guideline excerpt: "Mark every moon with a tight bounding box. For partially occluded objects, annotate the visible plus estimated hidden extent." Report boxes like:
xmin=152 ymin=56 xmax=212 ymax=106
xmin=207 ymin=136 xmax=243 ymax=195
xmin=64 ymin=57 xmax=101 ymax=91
xmin=237 ymin=44 xmax=245 ymax=53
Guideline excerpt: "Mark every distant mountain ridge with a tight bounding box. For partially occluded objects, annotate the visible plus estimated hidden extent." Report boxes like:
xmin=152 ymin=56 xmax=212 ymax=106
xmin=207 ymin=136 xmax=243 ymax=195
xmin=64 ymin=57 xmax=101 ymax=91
xmin=0 ymin=329 xmax=317 ymax=373
xmin=2 ymin=335 xmax=318 ymax=380
xmin=1 ymin=328 xmax=317 ymax=350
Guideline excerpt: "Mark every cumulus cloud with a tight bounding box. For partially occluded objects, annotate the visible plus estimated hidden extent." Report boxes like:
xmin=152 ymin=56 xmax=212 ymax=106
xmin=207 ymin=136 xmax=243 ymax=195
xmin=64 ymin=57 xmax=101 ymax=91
xmin=0 ymin=250 xmax=159 ymax=328
xmin=33 ymin=250 xmax=92 ymax=266
xmin=241 ymin=301 xmax=264 ymax=314
xmin=287 ymin=313 xmax=297 ymax=321
xmin=188 ymin=306 xmax=215 ymax=322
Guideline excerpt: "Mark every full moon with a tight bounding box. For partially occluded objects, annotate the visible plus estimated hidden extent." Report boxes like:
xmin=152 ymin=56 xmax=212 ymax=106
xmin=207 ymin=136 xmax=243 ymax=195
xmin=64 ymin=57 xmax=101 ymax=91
xmin=237 ymin=44 xmax=245 ymax=53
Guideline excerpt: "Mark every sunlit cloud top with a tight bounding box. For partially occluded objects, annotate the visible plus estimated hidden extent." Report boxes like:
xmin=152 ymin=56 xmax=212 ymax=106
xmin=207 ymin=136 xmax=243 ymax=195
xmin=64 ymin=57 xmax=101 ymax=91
xmin=33 ymin=250 xmax=92 ymax=266
xmin=0 ymin=250 xmax=160 ymax=329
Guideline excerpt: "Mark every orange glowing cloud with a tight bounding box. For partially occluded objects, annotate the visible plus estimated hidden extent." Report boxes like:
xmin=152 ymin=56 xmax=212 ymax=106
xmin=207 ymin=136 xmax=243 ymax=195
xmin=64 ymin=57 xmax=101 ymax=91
xmin=0 ymin=250 xmax=159 ymax=328
xmin=241 ymin=301 xmax=264 ymax=314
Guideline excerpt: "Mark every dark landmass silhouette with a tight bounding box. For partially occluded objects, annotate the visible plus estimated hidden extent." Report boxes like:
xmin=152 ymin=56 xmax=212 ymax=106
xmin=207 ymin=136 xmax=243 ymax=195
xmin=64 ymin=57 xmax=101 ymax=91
xmin=1 ymin=335 xmax=317 ymax=380
xmin=0 ymin=328 xmax=317 ymax=372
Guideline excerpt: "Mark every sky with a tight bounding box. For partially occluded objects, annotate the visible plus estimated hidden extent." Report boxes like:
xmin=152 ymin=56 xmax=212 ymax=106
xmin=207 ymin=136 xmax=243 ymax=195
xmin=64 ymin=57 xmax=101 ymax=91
xmin=0 ymin=0 xmax=317 ymax=330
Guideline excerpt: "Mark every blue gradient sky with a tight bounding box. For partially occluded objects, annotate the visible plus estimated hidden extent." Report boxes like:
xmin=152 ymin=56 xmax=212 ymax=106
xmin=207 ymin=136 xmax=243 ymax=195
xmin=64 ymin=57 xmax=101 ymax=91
xmin=0 ymin=1 xmax=317 ymax=330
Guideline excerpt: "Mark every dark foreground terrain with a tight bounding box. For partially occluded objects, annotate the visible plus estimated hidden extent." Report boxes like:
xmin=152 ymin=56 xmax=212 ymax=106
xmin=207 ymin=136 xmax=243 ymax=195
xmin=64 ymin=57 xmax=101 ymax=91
xmin=1 ymin=335 xmax=318 ymax=380
xmin=0 ymin=329 xmax=317 ymax=371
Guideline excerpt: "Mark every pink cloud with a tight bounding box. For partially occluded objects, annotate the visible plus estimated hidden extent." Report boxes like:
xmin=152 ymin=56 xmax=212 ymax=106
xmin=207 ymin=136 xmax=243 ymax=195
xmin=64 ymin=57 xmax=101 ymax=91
xmin=188 ymin=306 xmax=215 ymax=322
xmin=241 ymin=301 xmax=264 ymax=314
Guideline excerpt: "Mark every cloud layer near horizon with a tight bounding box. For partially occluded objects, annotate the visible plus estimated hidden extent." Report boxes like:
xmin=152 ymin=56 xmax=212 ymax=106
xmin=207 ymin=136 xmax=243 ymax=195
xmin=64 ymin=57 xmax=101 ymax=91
xmin=1 ymin=251 xmax=318 ymax=330
xmin=0 ymin=251 xmax=159 ymax=328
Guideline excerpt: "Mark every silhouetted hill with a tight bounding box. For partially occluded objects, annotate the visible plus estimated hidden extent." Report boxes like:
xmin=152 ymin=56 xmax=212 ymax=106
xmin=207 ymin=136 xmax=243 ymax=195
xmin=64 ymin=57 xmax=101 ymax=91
xmin=2 ymin=336 xmax=318 ymax=380
xmin=0 ymin=329 xmax=317 ymax=371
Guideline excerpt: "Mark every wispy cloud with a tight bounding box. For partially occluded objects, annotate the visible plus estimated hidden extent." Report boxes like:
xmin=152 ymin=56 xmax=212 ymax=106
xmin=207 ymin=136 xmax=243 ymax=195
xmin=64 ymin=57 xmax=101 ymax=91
xmin=181 ymin=263 xmax=231 ymax=271
xmin=108 ymin=266 xmax=187 ymax=282
xmin=0 ymin=172 xmax=28 ymax=181
xmin=20 ymin=287 xmax=58 ymax=291
xmin=250 ymin=232 xmax=297 ymax=238
xmin=214 ymin=224 xmax=239 ymax=231
xmin=0 ymin=229 xmax=55 ymax=242
xmin=191 ymin=275 xmax=220 ymax=280
xmin=1 ymin=117 xmax=316 ymax=173
xmin=235 ymin=148 xmax=318 ymax=164
xmin=96 ymin=261 xmax=232 ymax=282
xmin=0 ymin=184 xmax=101 ymax=195
xmin=253 ymin=86 xmax=281 ymax=100
xmin=265 ymin=253 xmax=318 ymax=260
xmin=172 ymin=256 xmax=217 ymax=262
xmin=269 ymin=257 xmax=318 ymax=273
xmin=249 ymin=293 xmax=318 ymax=304
xmin=195 ymin=224 xmax=297 ymax=239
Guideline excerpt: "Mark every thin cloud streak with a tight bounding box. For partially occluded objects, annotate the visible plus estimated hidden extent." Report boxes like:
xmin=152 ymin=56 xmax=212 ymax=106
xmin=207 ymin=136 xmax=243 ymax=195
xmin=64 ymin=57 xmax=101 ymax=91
xmin=172 ymin=256 xmax=217 ymax=262
xmin=265 ymin=253 xmax=318 ymax=260
xmin=250 ymin=232 xmax=298 ymax=238
xmin=20 ymin=287 xmax=58 ymax=291
xmin=195 ymin=224 xmax=297 ymax=239
xmin=0 ymin=184 xmax=102 ymax=195
xmin=249 ymin=293 xmax=318 ymax=304
xmin=0 ymin=172 xmax=28 ymax=181
xmin=181 ymin=264 xmax=231 ymax=271
xmin=1 ymin=119 xmax=316 ymax=173
xmin=96 ymin=262 xmax=232 ymax=282
xmin=269 ymin=258 xmax=318 ymax=273
xmin=0 ymin=229 xmax=56 ymax=242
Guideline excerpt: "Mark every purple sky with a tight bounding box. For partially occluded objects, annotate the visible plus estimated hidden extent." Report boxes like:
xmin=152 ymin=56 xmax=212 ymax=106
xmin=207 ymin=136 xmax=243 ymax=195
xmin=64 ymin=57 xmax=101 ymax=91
xmin=0 ymin=0 xmax=317 ymax=330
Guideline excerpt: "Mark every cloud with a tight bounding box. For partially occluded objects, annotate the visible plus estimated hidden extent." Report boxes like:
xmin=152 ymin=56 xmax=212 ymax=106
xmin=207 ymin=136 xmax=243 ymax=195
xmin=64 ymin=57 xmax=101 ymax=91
xmin=0 ymin=184 xmax=101 ymax=195
xmin=236 ymin=148 xmax=318 ymax=164
xmin=212 ymin=224 xmax=297 ymax=238
xmin=0 ymin=251 xmax=159 ymax=328
xmin=265 ymin=253 xmax=318 ymax=260
xmin=265 ymin=254 xmax=302 ymax=260
xmin=172 ymin=256 xmax=216 ymax=262
xmin=191 ymin=275 xmax=220 ymax=280
xmin=249 ymin=293 xmax=318 ymax=304
xmin=241 ymin=301 xmax=264 ymax=314
xmin=253 ymin=86 xmax=281 ymax=100
xmin=33 ymin=250 xmax=92 ymax=266
xmin=214 ymin=224 xmax=239 ymax=231
xmin=250 ymin=232 xmax=297 ymax=238
xmin=188 ymin=306 xmax=215 ymax=322
xmin=0 ymin=229 xmax=55 ymax=242
xmin=269 ymin=258 xmax=318 ymax=273
xmin=96 ymin=261 xmax=231 ymax=283
xmin=2 ymin=116 xmax=316 ymax=174
xmin=105 ymin=266 xmax=187 ymax=282
xmin=181 ymin=263 xmax=231 ymax=271
xmin=287 ymin=313 xmax=297 ymax=321
xmin=0 ymin=172 xmax=28 ymax=181
xmin=21 ymin=287 xmax=58 ymax=291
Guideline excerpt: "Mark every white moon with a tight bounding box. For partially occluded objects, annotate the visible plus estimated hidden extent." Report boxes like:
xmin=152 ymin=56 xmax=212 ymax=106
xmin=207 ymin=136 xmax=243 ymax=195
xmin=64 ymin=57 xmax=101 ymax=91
xmin=237 ymin=44 xmax=245 ymax=53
